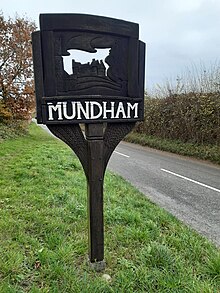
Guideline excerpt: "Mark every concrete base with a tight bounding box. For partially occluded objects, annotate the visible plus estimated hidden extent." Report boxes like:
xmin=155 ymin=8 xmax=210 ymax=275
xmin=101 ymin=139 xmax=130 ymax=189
xmin=89 ymin=260 xmax=106 ymax=272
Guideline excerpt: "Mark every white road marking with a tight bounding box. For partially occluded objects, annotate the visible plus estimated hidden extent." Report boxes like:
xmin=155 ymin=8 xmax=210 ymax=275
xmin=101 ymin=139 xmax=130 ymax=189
xmin=161 ymin=168 xmax=220 ymax=193
xmin=114 ymin=151 xmax=130 ymax=158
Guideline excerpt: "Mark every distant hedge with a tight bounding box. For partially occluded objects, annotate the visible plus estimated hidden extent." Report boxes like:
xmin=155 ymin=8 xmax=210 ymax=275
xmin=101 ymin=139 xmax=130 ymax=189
xmin=135 ymin=93 xmax=220 ymax=146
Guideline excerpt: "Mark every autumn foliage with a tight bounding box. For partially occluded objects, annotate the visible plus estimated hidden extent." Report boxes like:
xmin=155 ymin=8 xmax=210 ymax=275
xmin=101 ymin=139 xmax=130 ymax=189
xmin=0 ymin=12 xmax=36 ymax=123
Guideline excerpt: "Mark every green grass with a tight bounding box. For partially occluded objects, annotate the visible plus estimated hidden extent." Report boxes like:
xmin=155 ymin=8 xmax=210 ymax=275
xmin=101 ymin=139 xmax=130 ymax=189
xmin=125 ymin=132 xmax=220 ymax=165
xmin=0 ymin=123 xmax=219 ymax=292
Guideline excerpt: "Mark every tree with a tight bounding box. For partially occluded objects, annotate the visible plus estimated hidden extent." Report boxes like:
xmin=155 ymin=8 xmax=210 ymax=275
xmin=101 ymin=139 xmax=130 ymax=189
xmin=0 ymin=12 xmax=36 ymax=122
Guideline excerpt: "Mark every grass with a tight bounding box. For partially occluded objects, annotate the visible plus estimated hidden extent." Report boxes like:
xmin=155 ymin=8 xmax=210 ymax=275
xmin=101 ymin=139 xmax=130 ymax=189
xmin=125 ymin=131 xmax=220 ymax=165
xmin=0 ymin=123 xmax=219 ymax=292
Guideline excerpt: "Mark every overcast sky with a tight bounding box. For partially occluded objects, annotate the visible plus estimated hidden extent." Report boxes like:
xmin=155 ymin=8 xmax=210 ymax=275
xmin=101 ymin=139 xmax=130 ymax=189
xmin=2 ymin=0 xmax=220 ymax=91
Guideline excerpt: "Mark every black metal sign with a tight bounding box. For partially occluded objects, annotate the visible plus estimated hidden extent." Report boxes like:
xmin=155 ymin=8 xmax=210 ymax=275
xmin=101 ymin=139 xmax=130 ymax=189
xmin=32 ymin=14 xmax=145 ymax=270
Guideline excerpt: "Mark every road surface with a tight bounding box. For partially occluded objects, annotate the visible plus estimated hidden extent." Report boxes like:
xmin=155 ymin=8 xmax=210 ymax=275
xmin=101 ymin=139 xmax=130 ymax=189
xmin=35 ymin=121 xmax=220 ymax=247
xmin=108 ymin=142 xmax=220 ymax=247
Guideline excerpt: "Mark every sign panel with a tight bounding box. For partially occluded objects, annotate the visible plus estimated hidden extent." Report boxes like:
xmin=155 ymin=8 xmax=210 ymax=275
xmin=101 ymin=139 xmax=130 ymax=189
xmin=32 ymin=14 xmax=145 ymax=124
xmin=42 ymin=96 xmax=141 ymax=123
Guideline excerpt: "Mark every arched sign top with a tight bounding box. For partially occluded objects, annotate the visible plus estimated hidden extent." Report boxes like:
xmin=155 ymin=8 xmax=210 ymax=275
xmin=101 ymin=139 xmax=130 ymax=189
xmin=39 ymin=14 xmax=139 ymax=38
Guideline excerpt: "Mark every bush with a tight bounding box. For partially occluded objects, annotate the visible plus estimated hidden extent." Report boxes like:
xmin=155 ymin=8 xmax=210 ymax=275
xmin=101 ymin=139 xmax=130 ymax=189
xmin=135 ymin=93 xmax=220 ymax=145
xmin=0 ymin=120 xmax=29 ymax=141
xmin=138 ymin=63 xmax=220 ymax=146
xmin=0 ymin=100 xmax=12 ymax=122
xmin=136 ymin=78 xmax=220 ymax=147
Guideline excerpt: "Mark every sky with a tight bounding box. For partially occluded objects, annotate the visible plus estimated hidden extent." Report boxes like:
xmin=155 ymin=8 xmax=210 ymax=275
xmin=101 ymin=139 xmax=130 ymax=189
xmin=2 ymin=0 xmax=220 ymax=91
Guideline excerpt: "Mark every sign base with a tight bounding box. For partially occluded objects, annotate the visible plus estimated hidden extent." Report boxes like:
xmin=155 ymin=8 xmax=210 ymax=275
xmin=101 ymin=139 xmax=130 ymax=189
xmin=89 ymin=259 xmax=106 ymax=272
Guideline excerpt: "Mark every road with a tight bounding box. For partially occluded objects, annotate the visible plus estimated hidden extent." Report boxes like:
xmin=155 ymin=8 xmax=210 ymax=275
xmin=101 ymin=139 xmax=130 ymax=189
xmin=35 ymin=121 xmax=220 ymax=247
xmin=108 ymin=142 xmax=220 ymax=247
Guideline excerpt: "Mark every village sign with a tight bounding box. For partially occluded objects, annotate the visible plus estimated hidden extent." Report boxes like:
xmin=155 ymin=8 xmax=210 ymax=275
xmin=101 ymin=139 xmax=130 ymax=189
xmin=32 ymin=13 xmax=145 ymax=270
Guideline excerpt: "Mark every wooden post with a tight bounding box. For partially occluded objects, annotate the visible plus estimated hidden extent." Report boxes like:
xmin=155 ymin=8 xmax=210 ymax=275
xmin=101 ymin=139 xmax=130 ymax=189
xmin=32 ymin=13 xmax=145 ymax=272
xmin=85 ymin=123 xmax=105 ymax=270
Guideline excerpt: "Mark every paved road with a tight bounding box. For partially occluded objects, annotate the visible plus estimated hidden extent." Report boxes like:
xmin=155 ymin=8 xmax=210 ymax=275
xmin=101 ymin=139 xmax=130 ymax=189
xmin=108 ymin=142 xmax=220 ymax=247
xmin=35 ymin=121 xmax=220 ymax=247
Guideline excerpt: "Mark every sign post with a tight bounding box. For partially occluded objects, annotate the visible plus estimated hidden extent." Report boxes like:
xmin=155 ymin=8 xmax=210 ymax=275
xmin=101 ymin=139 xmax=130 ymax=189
xmin=32 ymin=13 xmax=145 ymax=270
xmin=86 ymin=123 xmax=105 ymax=267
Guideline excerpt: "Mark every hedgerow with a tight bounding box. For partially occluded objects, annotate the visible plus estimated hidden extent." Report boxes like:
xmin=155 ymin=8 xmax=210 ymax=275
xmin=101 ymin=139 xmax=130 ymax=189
xmin=135 ymin=93 xmax=220 ymax=146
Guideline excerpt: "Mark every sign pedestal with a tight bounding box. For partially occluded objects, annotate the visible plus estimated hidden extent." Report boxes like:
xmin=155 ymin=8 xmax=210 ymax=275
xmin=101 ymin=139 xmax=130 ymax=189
xmin=48 ymin=122 xmax=135 ymax=269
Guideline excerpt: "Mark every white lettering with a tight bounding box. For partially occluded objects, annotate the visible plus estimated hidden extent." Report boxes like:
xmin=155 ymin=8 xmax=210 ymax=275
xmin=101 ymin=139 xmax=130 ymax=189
xmin=90 ymin=101 xmax=103 ymax=119
xmin=46 ymin=99 xmax=140 ymax=122
xmin=115 ymin=102 xmax=126 ymax=118
xmin=103 ymin=101 xmax=115 ymax=119
xmin=63 ymin=102 xmax=76 ymax=119
xmin=127 ymin=102 xmax=138 ymax=118
xmin=77 ymin=101 xmax=90 ymax=119
xmin=48 ymin=102 xmax=63 ymax=120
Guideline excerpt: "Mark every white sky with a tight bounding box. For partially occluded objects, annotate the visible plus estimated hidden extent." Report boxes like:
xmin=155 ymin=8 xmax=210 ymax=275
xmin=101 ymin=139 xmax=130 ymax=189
xmin=2 ymin=0 xmax=220 ymax=90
